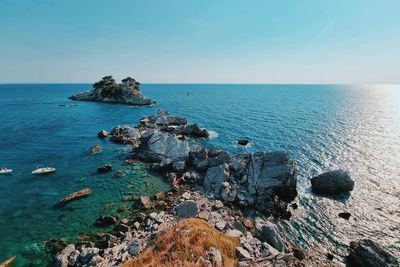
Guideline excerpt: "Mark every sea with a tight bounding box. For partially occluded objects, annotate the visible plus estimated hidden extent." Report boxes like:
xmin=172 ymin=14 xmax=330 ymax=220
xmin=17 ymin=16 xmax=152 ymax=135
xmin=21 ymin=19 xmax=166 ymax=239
xmin=0 ymin=84 xmax=399 ymax=266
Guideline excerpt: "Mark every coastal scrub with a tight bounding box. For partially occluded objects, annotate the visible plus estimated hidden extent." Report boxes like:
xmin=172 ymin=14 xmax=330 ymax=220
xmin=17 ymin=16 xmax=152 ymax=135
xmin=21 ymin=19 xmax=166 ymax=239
xmin=122 ymin=218 xmax=239 ymax=267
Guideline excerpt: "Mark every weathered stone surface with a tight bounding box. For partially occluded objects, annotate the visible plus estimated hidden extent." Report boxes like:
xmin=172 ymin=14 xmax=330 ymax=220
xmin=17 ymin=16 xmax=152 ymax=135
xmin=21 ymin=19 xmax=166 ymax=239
xmin=255 ymin=218 xmax=284 ymax=252
xmin=149 ymin=110 xmax=187 ymax=126
xmin=142 ymin=131 xmax=190 ymax=163
xmin=78 ymin=247 xmax=99 ymax=264
xmin=127 ymin=240 xmax=142 ymax=256
xmin=175 ymin=201 xmax=198 ymax=219
xmin=347 ymin=239 xmax=398 ymax=267
xmin=221 ymin=182 xmax=237 ymax=202
xmin=226 ymin=229 xmax=243 ymax=238
xmin=55 ymin=244 xmax=75 ymax=267
xmin=311 ymin=170 xmax=354 ymax=195
xmin=140 ymin=196 xmax=152 ymax=209
xmin=110 ymin=125 xmax=141 ymax=145
xmin=208 ymin=247 xmax=223 ymax=266
xmin=203 ymin=163 xmax=229 ymax=196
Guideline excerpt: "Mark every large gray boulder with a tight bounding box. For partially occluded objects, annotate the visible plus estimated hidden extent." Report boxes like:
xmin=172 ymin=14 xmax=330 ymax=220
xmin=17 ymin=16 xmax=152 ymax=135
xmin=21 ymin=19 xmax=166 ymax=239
xmin=347 ymin=239 xmax=398 ymax=267
xmin=143 ymin=131 xmax=190 ymax=163
xmin=248 ymin=152 xmax=297 ymax=200
xmin=255 ymin=218 xmax=284 ymax=252
xmin=230 ymin=152 xmax=297 ymax=209
xmin=203 ymin=163 xmax=230 ymax=196
xmin=311 ymin=170 xmax=354 ymax=195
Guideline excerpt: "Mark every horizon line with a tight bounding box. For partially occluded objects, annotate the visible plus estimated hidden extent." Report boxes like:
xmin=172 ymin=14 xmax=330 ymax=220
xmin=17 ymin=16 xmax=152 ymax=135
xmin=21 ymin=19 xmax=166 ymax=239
xmin=0 ymin=82 xmax=399 ymax=85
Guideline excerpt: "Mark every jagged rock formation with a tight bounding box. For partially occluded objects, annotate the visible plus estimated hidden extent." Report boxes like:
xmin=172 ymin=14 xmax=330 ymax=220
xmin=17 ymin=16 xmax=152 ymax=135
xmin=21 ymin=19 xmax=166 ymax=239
xmin=69 ymin=76 xmax=155 ymax=106
xmin=347 ymin=239 xmax=399 ymax=267
xmin=109 ymin=109 xmax=297 ymax=217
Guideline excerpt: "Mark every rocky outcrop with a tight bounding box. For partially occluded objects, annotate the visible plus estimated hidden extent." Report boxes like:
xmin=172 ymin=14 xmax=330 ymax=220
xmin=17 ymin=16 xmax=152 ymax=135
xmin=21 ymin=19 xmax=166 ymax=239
xmin=55 ymin=244 xmax=76 ymax=267
xmin=230 ymin=151 xmax=297 ymax=214
xmin=97 ymin=164 xmax=112 ymax=173
xmin=110 ymin=125 xmax=141 ymax=145
xmin=0 ymin=256 xmax=16 ymax=267
xmin=90 ymin=145 xmax=102 ymax=153
xmin=238 ymin=139 xmax=249 ymax=146
xmin=347 ymin=239 xmax=398 ymax=267
xmin=57 ymin=188 xmax=91 ymax=206
xmin=143 ymin=109 xmax=187 ymax=126
xmin=311 ymin=170 xmax=354 ymax=195
xmin=125 ymin=110 xmax=297 ymax=217
xmin=97 ymin=130 xmax=108 ymax=139
xmin=69 ymin=76 xmax=155 ymax=106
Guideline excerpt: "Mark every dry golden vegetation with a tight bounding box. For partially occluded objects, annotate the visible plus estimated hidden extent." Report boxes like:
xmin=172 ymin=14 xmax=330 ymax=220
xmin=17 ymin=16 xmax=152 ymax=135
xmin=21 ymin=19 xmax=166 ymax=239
xmin=122 ymin=218 xmax=240 ymax=267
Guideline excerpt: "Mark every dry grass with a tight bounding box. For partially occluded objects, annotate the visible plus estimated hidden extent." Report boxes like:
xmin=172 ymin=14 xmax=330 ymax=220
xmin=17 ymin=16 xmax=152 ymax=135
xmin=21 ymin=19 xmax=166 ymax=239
xmin=121 ymin=218 xmax=239 ymax=267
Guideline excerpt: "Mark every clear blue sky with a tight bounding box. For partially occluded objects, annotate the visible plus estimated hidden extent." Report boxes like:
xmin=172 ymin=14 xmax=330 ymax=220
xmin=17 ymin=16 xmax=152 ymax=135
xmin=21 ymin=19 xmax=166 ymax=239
xmin=0 ymin=0 xmax=399 ymax=83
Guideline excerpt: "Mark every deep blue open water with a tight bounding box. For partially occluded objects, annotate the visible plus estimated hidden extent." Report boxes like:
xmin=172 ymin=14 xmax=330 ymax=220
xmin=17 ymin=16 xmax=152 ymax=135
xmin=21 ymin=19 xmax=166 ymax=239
xmin=0 ymin=84 xmax=399 ymax=266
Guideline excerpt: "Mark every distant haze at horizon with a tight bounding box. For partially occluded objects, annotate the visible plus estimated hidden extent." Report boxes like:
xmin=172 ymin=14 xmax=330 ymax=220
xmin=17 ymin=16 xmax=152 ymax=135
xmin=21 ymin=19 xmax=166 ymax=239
xmin=0 ymin=0 xmax=399 ymax=84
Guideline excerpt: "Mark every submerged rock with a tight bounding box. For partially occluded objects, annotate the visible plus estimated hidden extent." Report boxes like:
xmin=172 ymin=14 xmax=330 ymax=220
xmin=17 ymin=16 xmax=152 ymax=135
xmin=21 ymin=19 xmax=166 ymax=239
xmin=69 ymin=76 xmax=155 ymax=106
xmin=97 ymin=130 xmax=108 ymax=138
xmin=58 ymin=188 xmax=91 ymax=206
xmin=0 ymin=256 xmax=16 ymax=267
xmin=97 ymin=164 xmax=112 ymax=173
xmin=338 ymin=212 xmax=351 ymax=220
xmin=311 ymin=170 xmax=354 ymax=195
xmin=347 ymin=239 xmax=398 ymax=267
xmin=238 ymin=139 xmax=249 ymax=146
xmin=90 ymin=144 xmax=102 ymax=154
xmin=95 ymin=216 xmax=117 ymax=227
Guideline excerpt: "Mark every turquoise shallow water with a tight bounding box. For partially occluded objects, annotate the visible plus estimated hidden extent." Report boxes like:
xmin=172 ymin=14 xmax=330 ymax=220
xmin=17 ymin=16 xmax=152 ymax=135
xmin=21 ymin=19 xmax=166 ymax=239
xmin=0 ymin=84 xmax=400 ymax=265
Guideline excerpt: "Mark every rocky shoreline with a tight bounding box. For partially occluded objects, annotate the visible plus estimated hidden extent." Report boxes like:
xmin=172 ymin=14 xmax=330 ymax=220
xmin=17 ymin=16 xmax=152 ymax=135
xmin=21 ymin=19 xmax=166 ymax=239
xmin=53 ymin=110 xmax=398 ymax=267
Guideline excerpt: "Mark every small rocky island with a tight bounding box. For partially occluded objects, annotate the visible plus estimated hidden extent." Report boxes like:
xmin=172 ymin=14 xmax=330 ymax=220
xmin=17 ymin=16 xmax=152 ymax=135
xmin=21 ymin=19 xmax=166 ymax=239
xmin=69 ymin=76 xmax=155 ymax=106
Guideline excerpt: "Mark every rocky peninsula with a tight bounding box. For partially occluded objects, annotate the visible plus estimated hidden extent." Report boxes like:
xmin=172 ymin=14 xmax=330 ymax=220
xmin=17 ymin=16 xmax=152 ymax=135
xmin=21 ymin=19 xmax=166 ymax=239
xmin=52 ymin=110 xmax=398 ymax=267
xmin=69 ymin=76 xmax=155 ymax=106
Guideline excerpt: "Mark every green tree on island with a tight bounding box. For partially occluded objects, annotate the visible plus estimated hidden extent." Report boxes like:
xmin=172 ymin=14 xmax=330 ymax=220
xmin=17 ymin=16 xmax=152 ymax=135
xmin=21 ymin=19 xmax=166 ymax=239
xmin=92 ymin=75 xmax=141 ymax=97
xmin=121 ymin=77 xmax=140 ymax=91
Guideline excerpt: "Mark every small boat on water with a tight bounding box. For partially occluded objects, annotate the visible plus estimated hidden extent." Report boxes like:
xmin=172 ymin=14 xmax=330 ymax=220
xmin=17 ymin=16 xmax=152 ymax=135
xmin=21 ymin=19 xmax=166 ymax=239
xmin=32 ymin=167 xmax=56 ymax=175
xmin=0 ymin=168 xmax=13 ymax=175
